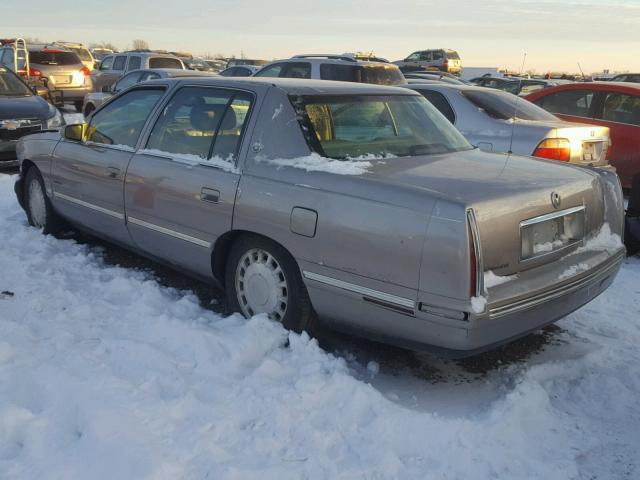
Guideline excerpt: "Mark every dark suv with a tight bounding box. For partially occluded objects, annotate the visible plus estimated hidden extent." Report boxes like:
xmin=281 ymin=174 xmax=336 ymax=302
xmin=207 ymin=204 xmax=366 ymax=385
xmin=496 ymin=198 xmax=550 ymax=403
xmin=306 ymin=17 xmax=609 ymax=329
xmin=0 ymin=66 xmax=63 ymax=168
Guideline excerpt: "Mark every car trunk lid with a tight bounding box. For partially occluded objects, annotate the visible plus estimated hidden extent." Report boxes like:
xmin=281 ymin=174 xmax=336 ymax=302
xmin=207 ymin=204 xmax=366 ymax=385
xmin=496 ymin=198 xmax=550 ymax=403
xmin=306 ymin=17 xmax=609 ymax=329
xmin=370 ymin=148 xmax=605 ymax=276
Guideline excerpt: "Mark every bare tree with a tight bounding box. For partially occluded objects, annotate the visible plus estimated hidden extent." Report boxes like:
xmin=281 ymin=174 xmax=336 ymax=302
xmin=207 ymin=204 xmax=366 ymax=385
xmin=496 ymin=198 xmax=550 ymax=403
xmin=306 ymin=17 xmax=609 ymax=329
xmin=132 ymin=39 xmax=149 ymax=51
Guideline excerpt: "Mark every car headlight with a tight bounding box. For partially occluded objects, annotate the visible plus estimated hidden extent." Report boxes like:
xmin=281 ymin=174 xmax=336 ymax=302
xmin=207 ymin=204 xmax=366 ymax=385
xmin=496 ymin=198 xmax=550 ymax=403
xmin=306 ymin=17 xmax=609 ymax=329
xmin=45 ymin=105 xmax=64 ymax=130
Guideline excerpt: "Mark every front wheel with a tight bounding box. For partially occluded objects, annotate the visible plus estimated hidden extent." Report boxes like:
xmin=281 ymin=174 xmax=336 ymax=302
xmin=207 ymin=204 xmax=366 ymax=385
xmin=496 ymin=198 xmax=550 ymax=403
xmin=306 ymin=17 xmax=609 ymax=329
xmin=24 ymin=168 xmax=63 ymax=235
xmin=225 ymin=234 xmax=315 ymax=333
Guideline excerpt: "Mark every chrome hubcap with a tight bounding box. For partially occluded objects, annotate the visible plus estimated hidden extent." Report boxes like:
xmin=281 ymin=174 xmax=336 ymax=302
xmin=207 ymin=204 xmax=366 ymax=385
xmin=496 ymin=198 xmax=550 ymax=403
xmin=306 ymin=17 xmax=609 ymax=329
xmin=27 ymin=178 xmax=47 ymax=229
xmin=236 ymin=248 xmax=288 ymax=321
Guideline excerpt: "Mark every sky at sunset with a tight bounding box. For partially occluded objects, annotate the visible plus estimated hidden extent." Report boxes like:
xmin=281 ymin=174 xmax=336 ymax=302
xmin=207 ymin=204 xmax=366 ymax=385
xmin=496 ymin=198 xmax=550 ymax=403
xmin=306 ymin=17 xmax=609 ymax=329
xmin=4 ymin=0 xmax=639 ymax=73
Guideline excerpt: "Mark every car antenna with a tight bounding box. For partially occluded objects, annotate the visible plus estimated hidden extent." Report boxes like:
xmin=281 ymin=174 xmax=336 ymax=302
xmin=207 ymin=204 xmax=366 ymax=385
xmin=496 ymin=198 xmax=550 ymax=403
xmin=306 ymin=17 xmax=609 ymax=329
xmin=577 ymin=62 xmax=585 ymax=81
xmin=508 ymin=52 xmax=527 ymax=155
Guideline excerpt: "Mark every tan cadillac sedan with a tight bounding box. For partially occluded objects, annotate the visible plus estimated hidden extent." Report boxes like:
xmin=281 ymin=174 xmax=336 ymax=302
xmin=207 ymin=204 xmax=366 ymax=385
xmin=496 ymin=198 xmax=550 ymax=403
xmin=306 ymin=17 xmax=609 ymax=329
xmin=13 ymin=77 xmax=625 ymax=356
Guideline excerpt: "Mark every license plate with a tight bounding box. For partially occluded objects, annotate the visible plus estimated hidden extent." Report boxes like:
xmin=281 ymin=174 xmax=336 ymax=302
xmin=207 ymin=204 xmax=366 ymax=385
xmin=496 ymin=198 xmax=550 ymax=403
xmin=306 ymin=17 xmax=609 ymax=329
xmin=521 ymin=206 xmax=586 ymax=260
xmin=52 ymin=75 xmax=71 ymax=85
xmin=582 ymin=142 xmax=598 ymax=162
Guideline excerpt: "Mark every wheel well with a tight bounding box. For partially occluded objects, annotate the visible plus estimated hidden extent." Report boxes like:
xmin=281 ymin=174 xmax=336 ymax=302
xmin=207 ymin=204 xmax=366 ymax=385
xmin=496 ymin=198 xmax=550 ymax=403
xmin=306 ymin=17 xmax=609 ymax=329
xmin=211 ymin=230 xmax=298 ymax=285
xmin=17 ymin=160 xmax=37 ymax=202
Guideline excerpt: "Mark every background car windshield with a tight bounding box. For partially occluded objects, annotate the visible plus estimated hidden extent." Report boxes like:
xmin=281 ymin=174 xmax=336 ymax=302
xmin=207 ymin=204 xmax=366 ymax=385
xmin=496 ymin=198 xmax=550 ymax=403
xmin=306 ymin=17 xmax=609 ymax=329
xmin=319 ymin=64 xmax=405 ymax=85
xmin=29 ymin=51 xmax=80 ymax=65
xmin=445 ymin=51 xmax=460 ymax=60
xmin=295 ymin=94 xmax=472 ymax=159
xmin=68 ymin=47 xmax=92 ymax=62
xmin=148 ymin=57 xmax=182 ymax=69
xmin=463 ymin=89 xmax=558 ymax=121
xmin=0 ymin=67 xmax=31 ymax=96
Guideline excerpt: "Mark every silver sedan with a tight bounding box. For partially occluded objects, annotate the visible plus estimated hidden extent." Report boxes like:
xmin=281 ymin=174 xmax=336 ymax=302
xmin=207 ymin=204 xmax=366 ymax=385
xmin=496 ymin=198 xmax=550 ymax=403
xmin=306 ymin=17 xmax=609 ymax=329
xmin=13 ymin=77 xmax=625 ymax=356
xmin=405 ymin=83 xmax=611 ymax=168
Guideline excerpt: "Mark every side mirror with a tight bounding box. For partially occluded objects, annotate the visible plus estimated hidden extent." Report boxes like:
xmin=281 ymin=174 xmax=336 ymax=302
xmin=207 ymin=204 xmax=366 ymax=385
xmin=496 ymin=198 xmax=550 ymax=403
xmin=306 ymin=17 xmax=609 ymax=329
xmin=64 ymin=124 xmax=87 ymax=142
xmin=101 ymin=84 xmax=112 ymax=93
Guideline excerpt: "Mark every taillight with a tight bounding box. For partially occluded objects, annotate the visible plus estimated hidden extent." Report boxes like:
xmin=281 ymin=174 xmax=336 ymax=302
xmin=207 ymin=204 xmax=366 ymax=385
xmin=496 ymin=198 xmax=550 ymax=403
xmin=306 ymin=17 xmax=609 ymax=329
xmin=28 ymin=67 xmax=42 ymax=77
xmin=80 ymin=66 xmax=91 ymax=76
xmin=533 ymin=138 xmax=571 ymax=162
xmin=467 ymin=211 xmax=480 ymax=298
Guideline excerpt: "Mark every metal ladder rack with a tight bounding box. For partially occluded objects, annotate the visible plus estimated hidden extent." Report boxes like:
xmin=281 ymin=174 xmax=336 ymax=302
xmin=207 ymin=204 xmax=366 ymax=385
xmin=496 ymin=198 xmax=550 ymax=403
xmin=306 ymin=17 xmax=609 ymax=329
xmin=12 ymin=38 xmax=29 ymax=76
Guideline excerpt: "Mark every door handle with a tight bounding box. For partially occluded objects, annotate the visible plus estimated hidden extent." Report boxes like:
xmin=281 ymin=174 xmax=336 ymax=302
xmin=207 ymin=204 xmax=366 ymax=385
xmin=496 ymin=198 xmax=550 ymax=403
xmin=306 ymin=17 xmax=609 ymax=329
xmin=106 ymin=166 xmax=121 ymax=178
xmin=200 ymin=187 xmax=220 ymax=203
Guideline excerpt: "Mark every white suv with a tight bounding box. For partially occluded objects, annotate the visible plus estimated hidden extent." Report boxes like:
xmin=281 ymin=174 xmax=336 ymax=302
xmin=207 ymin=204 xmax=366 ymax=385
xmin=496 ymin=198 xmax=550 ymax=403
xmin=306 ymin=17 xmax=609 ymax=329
xmin=253 ymin=55 xmax=405 ymax=85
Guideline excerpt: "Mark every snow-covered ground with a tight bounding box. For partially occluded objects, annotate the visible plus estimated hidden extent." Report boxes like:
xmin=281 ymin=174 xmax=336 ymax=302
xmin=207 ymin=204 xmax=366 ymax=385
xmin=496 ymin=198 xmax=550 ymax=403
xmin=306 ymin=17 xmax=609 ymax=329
xmin=1 ymin=172 xmax=639 ymax=479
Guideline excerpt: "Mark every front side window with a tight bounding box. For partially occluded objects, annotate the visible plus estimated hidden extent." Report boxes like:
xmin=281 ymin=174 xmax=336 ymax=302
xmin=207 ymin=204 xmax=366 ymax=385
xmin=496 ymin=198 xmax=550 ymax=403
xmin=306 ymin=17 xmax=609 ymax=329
xmin=0 ymin=66 xmax=32 ymax=96
xmin=113 ymin=72 xmax=141 ymax=92
xmin=127 ymin=56 xmax=142 ymax=71
xmin=405 ymin=52 xmax=420 ymax=61
xmin=112 ymin=55 xmax=127 ymax=71
xmin=463 ymin=89 xmax=558 ymax=121
xmin=600 ymin=92 xmax=640 ymax=126
xmin=535 ymin=89 xmax=594 ymax=117
xmin=86 ymin=88 xmax=164 ymax=148
xmin=138 ymin=71 xmax=160 ymax=82
xmin=146 ymin=87 xmax=253 ymax=164
xmin=293 ymin=94 xmax=472 ymax=159
xmin=419 ymin=51 xmax=432 ymax=61
xmin=254 ymin=63 xmax=285 ymax=77
xmin=99 ymin=56 xmax=113 ymax=70
xmin=148 ymin=57 xmax=183 ymax=69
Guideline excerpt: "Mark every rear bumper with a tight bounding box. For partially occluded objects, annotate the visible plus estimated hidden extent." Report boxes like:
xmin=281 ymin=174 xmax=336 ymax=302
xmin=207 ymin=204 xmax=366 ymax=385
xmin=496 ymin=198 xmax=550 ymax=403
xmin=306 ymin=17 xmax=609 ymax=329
xmin=53 ymin=85 xmax=93 ymax=102
xmin=304 ymin=247 xmax=625 ymax=357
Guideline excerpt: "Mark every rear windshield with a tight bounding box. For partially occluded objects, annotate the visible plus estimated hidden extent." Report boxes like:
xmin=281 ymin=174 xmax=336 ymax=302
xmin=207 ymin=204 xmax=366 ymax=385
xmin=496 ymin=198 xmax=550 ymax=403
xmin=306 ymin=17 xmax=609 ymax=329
xmin=149 ymin=57 xmax=183 ymax=69
xmin=0 ymin=67 xmax=31 ymax=96
xmin=462 ymin=89 xmax=558 ymax=121
xmin=29 ymin=51 xmax=81 ymax=66
xmin=292 ymin=94 xmax=472 ymax=159
xmin=67 ymin=47 xmax=92 ymax=62
xmin=320 ymin=64 xmax=405 ymax=86
xmin=445 ymin=51 xmax=460 ymax=60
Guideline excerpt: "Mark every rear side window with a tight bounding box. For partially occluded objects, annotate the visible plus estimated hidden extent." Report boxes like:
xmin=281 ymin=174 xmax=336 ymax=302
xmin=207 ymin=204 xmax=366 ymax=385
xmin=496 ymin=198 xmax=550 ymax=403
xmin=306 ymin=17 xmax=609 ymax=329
xmin=463 ymin=89 xmax=558 ymax=121
xmin=320 ymin=64 xmax=404 ymax=85
xmin=148 ymin=57 xmax=183 ymax=69
xmin=418 ymin=90 xmax=456 ymax=123
xmin=600 ymin=92 xmax=640 ymax=126
xmin=112 ymin=56 xmax=127 ymax=71
xmin=29 ymin=51 xmax=81 ymax=66
xmin=431 ymin=51 xmax=444 ymax=61
xmin=146 ymin=87 xmax=253 ymax=165
xmin=534 ymin=89 xmax=594 ymax=117
xmin=127 ymin=56 xmax=142 ymax=71
xmin=87 ymin=88 xmax=164 ymax=148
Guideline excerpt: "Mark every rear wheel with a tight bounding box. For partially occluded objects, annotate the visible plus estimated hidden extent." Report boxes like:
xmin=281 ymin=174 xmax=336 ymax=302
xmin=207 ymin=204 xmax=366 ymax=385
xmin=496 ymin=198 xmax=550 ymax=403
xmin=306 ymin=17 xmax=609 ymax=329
xmin=225 ymin=234 xmax=315 ymax=333
xmin=24 ymin=168 xmax=63 ymax=235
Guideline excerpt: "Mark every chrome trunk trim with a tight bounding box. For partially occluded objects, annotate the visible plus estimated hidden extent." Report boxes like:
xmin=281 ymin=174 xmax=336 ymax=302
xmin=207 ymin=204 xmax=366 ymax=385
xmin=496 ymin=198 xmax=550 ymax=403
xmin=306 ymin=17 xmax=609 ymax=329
xmin=520 ymin=205 xmax=585 ymax=227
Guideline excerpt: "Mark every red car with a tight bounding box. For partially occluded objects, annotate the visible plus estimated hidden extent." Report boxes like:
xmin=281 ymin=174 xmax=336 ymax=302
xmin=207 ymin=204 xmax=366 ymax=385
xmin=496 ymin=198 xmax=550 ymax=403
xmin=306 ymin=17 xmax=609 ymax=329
xmin=526 ymin=82 xmax=640 ymax=190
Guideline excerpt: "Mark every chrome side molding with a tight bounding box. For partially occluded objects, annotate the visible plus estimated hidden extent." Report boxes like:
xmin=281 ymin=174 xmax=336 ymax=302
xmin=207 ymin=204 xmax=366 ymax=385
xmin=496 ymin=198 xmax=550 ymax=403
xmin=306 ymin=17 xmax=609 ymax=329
xmin=303 ymin=270 xmax=416 ymax=310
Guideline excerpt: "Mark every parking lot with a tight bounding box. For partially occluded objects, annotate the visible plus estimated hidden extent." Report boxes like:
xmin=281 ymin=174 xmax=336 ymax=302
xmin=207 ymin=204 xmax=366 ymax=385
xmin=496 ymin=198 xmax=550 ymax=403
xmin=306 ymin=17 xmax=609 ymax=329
xmin=2 ymin=8 xmax=640 ymax=478
xmin=1 ymin=170 xmax=639 ymax=478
